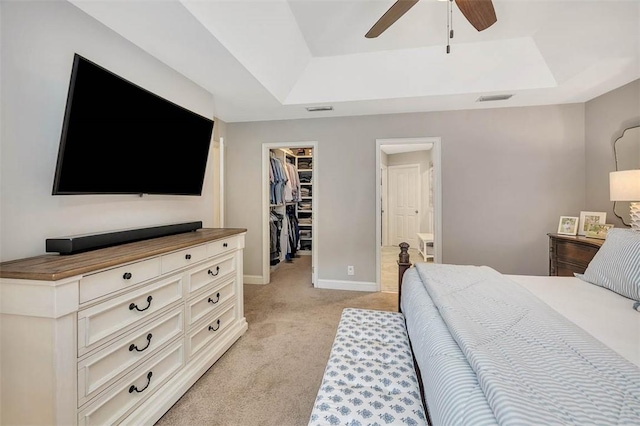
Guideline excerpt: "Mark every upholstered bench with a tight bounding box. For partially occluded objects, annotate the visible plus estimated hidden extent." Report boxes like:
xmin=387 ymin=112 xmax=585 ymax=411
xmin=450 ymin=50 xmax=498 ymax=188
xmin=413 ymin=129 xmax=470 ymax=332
xmin=308 ymin=308 xmax=427 ymax=426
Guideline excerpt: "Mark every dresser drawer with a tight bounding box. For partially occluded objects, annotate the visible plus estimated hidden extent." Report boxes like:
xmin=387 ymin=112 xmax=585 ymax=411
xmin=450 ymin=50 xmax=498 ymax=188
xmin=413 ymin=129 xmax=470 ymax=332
xmin=187 ymin=303 xmax=236 ymax=360
xmin=78 ymin=339 xmax=184 ymax=426
xmin=186 ymin=277 xmax=236 ymax=328
xmin=160 ymin=244 xmax=207 ymax=275
xmin=80 ymin=258 xmax=162 ymax=304
xmin=207 ymin=236 xmax=238 ymax=258
xmin=77 ymin=306 xmax=184 ymax=406
xmin=78 ymin=275 xmax=183 ymax=355
xmin=186 ymin=253 xmax=236 ymax=295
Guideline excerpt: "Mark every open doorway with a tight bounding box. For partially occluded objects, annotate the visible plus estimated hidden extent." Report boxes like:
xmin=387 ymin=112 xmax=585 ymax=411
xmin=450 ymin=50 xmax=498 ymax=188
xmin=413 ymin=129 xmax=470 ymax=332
xmin=261 ymin=142 xmax=318 ymax=286
xmin=376 ymin=137 xmax=442 ymax=293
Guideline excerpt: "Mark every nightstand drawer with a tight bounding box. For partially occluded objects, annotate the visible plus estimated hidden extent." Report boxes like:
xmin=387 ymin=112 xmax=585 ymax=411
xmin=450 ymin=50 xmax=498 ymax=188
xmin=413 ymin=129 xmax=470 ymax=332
xmin=80 ymin=258 xmax=162 ymax=304
xmin=187 ymin=303 xmax=236 ymax=360
xmin=548 ymin=233 xmax=602 ymax=276
xmin=186 ymin=277 xmax=236 ymax=328
xmin=186 ymin=253 xmax=236 ymax=295
xmin=555 ymin=240 xmax=599 ymax=267
xmin=554 ymin=261 xmax=588 ymax=276
xmin=78 ymin=339 xmax=184 ymax=426
xmin=78 ymin=275 xmax=183 ymax=355
xmin=160 ymin=244 xmax=207 ymax=274
xmin=77 ymin=306 xmax=184 ymax=406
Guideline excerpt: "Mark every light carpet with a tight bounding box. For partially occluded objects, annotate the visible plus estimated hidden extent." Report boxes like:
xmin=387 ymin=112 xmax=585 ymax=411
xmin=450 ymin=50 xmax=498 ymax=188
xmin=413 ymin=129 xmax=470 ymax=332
xmin=155 ymin=256 xmax=397 ymax=426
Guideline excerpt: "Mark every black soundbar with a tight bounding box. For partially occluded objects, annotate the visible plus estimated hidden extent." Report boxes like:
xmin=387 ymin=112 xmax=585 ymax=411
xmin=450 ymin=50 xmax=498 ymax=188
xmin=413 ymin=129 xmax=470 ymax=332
xmin=46 ymin=221 xmax=203 ymax=255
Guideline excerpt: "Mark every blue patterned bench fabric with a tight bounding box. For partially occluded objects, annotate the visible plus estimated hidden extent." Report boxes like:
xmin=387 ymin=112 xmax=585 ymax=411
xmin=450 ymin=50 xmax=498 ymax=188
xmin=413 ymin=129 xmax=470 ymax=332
xmin=308 ymin=308 xmax=427 ymax=426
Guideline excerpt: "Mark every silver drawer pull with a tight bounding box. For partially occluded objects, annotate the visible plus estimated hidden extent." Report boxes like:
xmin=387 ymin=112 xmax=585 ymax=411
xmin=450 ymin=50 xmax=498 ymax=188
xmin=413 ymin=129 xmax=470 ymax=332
xmin=208 ymin=319 xmax=221 ymax=332
xmin=129 ymin=295 xmax=153 ymax=312
xmin=208 ymin=293 xmax=220 ymax=304
xmin=129 ymin=333 xmax=153 ymax=352
xmin=208 ymin=266 xmax=220 ymax=277
xmin=129 ymin=371 xmax=152 ymax=394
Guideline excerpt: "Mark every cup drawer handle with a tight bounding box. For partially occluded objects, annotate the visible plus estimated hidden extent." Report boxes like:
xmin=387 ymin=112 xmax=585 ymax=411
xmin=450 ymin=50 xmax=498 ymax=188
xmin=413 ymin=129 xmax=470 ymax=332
xmin=129 ymin=371 xmax=152 ymax=394
xmin=129 ymin=333 xmax=153 ymax=352
xmin=208 ymin=319 xmax=221 ymax=332
xmin=208 ymin=293 xmax=220 ymax=304
xmin=129 ymin=295 xmax=153 ymax=312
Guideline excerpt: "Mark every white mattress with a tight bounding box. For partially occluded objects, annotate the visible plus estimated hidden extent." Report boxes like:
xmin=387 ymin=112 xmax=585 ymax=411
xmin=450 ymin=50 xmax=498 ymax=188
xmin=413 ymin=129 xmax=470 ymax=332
xmin=508 ymin=275 xmax=640 ymax=368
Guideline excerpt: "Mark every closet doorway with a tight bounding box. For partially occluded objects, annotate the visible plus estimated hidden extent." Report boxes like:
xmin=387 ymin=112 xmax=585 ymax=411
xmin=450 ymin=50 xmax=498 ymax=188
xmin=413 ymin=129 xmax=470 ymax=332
xmin=376 ymin=138 xmax=441 ymax=293
xmin=262 ymin=142 xmax=318 ymax=286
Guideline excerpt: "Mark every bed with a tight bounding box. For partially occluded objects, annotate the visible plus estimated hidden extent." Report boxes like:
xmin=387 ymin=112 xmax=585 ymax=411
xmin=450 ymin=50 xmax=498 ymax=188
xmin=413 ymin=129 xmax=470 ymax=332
xmin=399 ymin=228 xmax=640 ymax=425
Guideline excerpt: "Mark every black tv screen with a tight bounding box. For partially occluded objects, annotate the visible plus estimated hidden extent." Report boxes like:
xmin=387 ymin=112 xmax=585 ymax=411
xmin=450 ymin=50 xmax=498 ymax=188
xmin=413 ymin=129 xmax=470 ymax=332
xmin=52 ymin=54 xmax=214 ymax=195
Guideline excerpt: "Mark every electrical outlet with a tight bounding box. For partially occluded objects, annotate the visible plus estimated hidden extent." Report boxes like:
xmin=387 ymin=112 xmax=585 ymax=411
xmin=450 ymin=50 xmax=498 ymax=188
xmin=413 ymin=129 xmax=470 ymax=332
xmin=347 ymin=265 xmax=355 ymax=276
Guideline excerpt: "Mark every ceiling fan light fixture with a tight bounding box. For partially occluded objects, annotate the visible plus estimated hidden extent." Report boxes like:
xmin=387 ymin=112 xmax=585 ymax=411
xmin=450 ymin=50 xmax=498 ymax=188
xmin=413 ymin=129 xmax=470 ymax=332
xmin=477 ymin=94 xmax=514 ymax=102
xmin=306 ymin=106 xmax=334 ymax=112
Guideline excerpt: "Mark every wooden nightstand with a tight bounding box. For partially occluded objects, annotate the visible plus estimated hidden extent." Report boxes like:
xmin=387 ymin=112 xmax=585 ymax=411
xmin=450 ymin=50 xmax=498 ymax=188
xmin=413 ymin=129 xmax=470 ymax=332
xmin=548 ymin=233 xmax=604 ymax=276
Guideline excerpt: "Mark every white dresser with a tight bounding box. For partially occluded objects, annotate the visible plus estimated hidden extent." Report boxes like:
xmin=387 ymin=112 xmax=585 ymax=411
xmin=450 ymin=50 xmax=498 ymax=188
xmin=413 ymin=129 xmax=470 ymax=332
xmin=0 ymin=228 xmax=248 ymax=425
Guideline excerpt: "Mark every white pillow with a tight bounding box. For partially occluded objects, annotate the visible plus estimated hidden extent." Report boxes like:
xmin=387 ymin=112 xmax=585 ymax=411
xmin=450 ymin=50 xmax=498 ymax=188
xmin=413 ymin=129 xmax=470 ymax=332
xmin=577 ymin=228 xmax=640 ymax=302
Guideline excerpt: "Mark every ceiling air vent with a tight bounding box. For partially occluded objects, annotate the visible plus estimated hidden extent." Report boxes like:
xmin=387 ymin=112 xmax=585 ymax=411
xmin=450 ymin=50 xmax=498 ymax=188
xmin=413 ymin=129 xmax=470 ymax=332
xmin=306 ymin=106 xmax=334 ymax=112
xmin=477 ymin=94 xmax=514 ymax=102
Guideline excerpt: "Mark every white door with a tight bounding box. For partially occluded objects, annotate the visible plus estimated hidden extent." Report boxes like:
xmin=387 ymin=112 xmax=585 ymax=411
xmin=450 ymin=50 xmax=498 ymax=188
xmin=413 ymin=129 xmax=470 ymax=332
xmin=381 ymin=166 xmax=388 ymax=246
xmin=389 ymin=165 xmax=420 ymax=248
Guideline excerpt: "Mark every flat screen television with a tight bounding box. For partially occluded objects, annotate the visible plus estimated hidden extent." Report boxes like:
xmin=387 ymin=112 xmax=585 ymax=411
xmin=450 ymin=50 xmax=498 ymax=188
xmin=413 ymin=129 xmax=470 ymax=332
xmin=52 ymin=54 xmax=214 ymax=196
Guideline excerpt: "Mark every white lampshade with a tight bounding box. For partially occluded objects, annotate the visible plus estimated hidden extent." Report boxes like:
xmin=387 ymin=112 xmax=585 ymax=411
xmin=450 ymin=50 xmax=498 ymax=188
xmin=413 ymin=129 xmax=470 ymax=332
xmin=610 ymin=170 xmax=640 ymax=201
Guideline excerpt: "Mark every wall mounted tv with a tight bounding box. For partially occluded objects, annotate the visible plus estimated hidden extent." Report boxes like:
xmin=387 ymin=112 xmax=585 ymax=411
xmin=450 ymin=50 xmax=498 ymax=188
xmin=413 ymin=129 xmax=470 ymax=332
xmin=52 ymin=54 xmax=214 ymax=196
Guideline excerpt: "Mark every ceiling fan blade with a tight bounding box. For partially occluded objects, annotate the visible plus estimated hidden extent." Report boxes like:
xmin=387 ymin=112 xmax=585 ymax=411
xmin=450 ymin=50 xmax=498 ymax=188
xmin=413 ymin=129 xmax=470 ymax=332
xmin=455 ymin=0 xmax=497 ymax=31
xmin=365 ymin=0 xmax=420 ymax=38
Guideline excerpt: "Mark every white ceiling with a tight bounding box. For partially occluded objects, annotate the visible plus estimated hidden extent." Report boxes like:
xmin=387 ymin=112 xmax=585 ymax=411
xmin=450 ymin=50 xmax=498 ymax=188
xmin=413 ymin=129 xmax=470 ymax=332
xmin=69 ymin=0 xmax=640 ymax=123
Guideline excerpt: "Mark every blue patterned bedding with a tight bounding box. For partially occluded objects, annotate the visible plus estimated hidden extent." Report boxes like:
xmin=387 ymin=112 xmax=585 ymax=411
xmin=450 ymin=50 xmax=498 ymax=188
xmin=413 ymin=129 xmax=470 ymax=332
xmin=402 ymin=263 xmax=640 ymax=425
xmin=309 ymin=308 xmax=427 ymax=426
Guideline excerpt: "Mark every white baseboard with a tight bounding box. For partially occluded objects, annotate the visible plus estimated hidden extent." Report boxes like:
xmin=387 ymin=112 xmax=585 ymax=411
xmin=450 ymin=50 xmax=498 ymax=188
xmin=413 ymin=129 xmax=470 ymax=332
xmin=244 ymin=275 xmax=266 ymax=285
xmin=316 ymin=279 xmax=377 ymax=292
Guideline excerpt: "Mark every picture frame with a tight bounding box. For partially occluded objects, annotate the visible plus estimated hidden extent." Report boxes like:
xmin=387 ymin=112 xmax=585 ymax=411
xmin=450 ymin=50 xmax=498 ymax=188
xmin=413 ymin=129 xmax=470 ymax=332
xmin=557 ymin=216 xmax=579 ymax=235
xmin=578 ymin=211 xmax=607 ymax=236
xmin=585 ymin=223 xmax=614 ymax=240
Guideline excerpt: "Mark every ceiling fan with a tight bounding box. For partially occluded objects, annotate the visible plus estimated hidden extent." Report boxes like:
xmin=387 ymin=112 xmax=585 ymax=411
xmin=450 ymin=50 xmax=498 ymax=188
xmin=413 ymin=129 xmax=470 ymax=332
xmin=365 ymin=0 xmax=497 ymax=38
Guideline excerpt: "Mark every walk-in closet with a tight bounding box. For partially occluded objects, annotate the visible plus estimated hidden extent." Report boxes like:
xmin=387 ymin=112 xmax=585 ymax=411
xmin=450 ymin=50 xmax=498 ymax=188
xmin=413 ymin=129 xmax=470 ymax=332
xmin=267 ymin=145 xmax=315 ymax=285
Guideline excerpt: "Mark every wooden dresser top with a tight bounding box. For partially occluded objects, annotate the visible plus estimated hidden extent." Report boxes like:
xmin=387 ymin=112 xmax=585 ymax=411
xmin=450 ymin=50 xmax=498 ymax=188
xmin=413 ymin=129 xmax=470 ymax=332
xmin=0 ymin=228 xmax=247 ymax=281
xmin=547 ymin=233 xmax=605 ymax=248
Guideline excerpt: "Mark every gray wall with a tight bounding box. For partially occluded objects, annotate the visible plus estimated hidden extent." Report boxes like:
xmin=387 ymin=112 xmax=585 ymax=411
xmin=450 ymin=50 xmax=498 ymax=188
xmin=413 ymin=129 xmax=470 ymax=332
xmin=585 ymin=79 xmax=640 ymax=227
xmin=227 ymin=104 xmax=586 ymax=281
xmin=0 ymin=1 xmax=218 ymax=261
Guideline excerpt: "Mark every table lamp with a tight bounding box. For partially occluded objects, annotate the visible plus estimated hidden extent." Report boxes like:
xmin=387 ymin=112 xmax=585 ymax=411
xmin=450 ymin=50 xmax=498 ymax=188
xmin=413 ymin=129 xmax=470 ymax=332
xmin=610 ymin=170 xmax=640 ymax=230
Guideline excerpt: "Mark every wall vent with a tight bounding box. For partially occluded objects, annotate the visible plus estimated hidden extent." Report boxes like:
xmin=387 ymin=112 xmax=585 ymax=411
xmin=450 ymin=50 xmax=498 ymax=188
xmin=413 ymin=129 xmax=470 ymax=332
xmin=477 ymin=94 xmax=514 ymax=102
xmin=306 ymin=106 xmax=334 ymax=112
